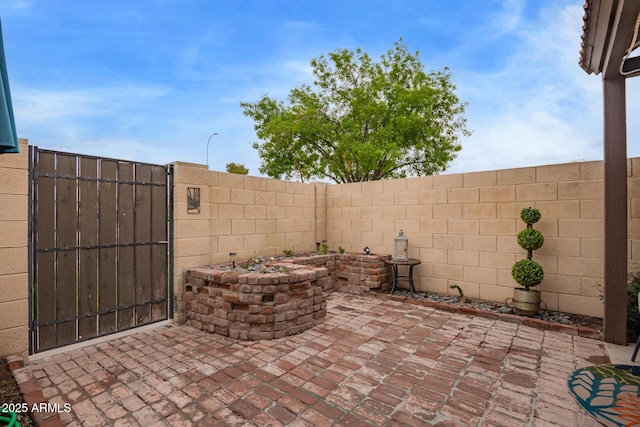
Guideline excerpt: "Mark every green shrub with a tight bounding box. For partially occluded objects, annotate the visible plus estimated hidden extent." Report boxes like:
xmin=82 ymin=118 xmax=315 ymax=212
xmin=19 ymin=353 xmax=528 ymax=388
xmin=517 ymin=229 xmax=544 ymax=251
xmin=520 ymin=207 xmax=541 ymax=225
xmin=512 ymin=259 xmax=544 ymax=290
xmin=628 ymin=274 xmax=640 ymax=342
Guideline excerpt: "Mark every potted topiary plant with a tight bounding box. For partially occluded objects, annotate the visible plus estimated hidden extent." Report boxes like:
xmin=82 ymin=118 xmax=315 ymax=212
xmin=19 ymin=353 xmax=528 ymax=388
xmin=510 ymin=207 xmax=545 ymax=315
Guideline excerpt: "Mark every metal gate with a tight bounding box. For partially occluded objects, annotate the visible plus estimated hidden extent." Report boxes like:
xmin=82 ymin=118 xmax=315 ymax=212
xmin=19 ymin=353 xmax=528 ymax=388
xmin=29 ymin=147 xmax=172 ymax=354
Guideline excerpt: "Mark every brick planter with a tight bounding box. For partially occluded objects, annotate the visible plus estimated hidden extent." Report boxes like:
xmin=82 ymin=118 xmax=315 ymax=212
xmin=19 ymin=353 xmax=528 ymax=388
xmin=281 ymin=253 xmax=392 ymax=294
xmin=184 ymin=253 xmax=391 ymax=340
xmin=334 ymin=253 xmax=392 ymax=294
xmin=184 ymin=264 xmax=328 ymax=340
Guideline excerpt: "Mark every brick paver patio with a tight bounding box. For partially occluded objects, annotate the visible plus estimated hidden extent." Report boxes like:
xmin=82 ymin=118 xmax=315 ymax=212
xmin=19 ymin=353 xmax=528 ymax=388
xmin=24 ymin=293 xmax=607 ymax=426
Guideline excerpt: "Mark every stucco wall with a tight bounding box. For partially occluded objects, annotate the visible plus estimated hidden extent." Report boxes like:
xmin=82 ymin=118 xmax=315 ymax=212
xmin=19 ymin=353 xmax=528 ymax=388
xmin=0 ymin=139 xmax=29 ymax=358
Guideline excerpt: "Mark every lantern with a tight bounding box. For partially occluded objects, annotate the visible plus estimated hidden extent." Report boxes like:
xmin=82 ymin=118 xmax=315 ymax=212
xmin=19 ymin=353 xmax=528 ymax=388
xmin=393 ymin=230 xmax=408 ymax=261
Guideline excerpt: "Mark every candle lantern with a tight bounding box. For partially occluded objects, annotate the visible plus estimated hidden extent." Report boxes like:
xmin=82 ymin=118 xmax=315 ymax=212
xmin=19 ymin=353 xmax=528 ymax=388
xmin=393 ymin=230 xmax=409 ymax=261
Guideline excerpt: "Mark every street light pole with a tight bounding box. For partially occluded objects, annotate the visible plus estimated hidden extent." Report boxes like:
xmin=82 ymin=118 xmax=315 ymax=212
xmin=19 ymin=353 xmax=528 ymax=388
xmin=206 ymin=132 xmax=218 ymax=169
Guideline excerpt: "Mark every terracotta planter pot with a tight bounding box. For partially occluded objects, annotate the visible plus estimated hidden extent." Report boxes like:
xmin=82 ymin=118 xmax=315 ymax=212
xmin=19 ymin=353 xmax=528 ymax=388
xmin=512 ymin=288 xmax=541 ymax=315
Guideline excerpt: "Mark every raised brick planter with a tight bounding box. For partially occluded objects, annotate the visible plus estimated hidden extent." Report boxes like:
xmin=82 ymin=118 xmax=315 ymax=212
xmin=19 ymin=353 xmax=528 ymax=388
xmin=184 ymin=264 xmax=328 ymax=340
xmin=285 ymin=253 xmax=392 ymax=293
xmin=333 ymin=253 xmax=392 ymax=293
xmin=184 ymin=253 xmax=391 ymax=340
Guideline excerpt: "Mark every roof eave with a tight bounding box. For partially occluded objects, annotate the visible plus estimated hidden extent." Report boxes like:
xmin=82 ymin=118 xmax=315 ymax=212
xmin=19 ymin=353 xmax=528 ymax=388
xmin=580 ymin=0 xmax=640 ymax=78
xmin=580 ymin=0 xmax=617 ymax=75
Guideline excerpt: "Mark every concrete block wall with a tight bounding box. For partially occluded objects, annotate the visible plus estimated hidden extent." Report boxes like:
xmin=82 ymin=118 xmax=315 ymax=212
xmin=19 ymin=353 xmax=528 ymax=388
xmin=327 ymin=159 xmax=640 ymax=318
xmin=171 ymin=163 xmax=326 ymax=322
xmin=5 ymin=151 xmax=632 ymax=356
xmin=172 ymin=162 xmax=211 ymax=323
xmin=209 ymin=172 xmax=326 ymax=263
xmin=0 ymin=139 xmax=29 ymax=358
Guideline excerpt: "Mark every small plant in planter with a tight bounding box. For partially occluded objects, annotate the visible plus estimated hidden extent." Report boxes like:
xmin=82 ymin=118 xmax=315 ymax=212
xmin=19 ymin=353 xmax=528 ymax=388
xmin=510 ymin=207 xmax=545 ymax=315
xmin=283 ymin=249 xmax=294 ymax=257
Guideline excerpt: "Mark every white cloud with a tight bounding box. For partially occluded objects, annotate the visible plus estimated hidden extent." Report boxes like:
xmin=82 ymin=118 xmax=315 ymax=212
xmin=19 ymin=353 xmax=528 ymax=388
xmin=9 ymin=1 xmax=637 ymax=178
xmin=487 ymin=0 xmax=525 ymax=39
xmin=445 ymin=2 xmax=615 ymax=174
xmin=14 ymin=85 xmax=170 ymax=123
xmin=450 ymin=110 xmax=601 ymax=173
xmin=12 ymin=84 xmax=175 ymax=159
xmin=4 ymin=1 xmax=31 ymax=11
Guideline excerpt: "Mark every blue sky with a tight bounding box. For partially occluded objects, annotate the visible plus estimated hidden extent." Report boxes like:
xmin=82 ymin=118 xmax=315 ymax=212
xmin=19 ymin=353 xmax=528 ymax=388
xmin=2 ymin=0 xmax=638 ymax=176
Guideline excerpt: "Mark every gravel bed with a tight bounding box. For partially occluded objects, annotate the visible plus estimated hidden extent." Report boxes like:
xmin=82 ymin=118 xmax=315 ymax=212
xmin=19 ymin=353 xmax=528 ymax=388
xmin=392 ymin=289 xmax=604 ymax=333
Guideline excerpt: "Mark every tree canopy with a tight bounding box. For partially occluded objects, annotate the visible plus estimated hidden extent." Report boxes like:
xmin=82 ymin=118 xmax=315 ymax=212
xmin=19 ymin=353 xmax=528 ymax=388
xmin=241 ymin=40 xmax=469 ymax=183
xmin=226 ymin=162 xmax=249 ymax=175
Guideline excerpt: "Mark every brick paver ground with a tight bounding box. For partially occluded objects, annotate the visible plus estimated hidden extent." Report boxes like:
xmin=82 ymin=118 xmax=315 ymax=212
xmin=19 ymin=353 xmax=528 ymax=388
xmin=26 ymin=293 xmax=608 ymax=426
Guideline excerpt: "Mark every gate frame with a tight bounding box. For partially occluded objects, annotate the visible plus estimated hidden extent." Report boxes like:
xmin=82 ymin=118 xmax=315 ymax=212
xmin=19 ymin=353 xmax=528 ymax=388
xmin=28 ymin=146 xmax=174 ymax=354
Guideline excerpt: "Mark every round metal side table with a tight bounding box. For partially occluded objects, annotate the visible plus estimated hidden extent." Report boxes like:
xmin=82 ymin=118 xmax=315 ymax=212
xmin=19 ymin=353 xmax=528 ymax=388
xmin=385 ymin=258 xmax=421 ymax=298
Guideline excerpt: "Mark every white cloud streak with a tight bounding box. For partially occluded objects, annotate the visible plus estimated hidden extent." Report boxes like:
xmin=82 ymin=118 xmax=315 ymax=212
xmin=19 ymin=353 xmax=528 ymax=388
xmin=6 ymin=1 xmax=638 ymax=178
xmin=445 ymin=2 xmax=617 ymax=174
xmin=14 ymin=85 xmax=170 ymax=123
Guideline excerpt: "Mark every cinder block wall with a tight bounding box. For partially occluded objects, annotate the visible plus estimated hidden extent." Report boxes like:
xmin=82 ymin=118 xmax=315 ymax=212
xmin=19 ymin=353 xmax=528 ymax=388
xmin=172 ymin=162 xmax=211 ymax=323
xmin=0 ymin=139 xmax=29 ymax=358
xmin=327 ymin=159 xmax=640 ymax=318
xmin=5 ymin=153 xmax=631 ymax=355
xmin=209 ymin=172 xmax=325 ymax=264
xmin=175 ymin=158 xmax=640 ymax=319
xmin=171 ymin=163 xmax=325 ymax=322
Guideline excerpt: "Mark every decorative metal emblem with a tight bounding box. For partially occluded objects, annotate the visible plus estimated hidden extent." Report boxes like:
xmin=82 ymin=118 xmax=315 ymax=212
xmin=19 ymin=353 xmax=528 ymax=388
xmin=187 ymin=187 xmax=200 ymax=213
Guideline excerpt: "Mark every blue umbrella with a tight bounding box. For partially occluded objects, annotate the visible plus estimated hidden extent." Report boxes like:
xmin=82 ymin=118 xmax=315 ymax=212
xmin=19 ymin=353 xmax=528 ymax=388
xmin=0 ymin=17 xmax=18 ymax=154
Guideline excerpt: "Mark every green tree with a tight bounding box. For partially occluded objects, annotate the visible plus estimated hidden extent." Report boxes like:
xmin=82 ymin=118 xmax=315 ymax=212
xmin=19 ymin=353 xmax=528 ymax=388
xmin=226 ymin=162 xmax=249 ymax=175
xmin=241 ymin=40 xmax=469 ymax=183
